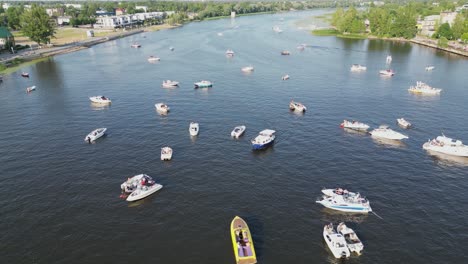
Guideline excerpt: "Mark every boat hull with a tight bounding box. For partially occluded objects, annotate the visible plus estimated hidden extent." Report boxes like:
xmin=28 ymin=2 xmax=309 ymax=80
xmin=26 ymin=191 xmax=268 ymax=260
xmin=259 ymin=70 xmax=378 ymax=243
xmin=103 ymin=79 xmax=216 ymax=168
xmin=316 ymin=200 xmax=372 ymax=213
xmin=423 ymin=143 xmax=468 ymax=157
xmin=230 ymin=216 xmax=257 ymax=264
xmin=231 ymin=126 xmax=246 ymax=138
xmin=126 ymin=183 xmax=163 ymax=202
xmin=84 ymin=128 xmax=107 ymax=142
xmin=252 ymin=139 xmax=274 ymax=150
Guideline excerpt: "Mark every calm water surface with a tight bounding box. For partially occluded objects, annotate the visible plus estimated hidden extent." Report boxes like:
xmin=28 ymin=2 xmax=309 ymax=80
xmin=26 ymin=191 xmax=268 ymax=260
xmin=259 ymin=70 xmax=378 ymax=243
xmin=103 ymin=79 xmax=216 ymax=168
xmin=1 ymin=10 xmax=468 ymax=264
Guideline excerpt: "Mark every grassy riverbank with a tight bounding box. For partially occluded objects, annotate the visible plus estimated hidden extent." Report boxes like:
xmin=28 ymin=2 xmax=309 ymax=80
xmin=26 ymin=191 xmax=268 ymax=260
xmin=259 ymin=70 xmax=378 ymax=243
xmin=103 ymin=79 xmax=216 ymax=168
xmin=311 ymin=29 xmax=367 ymax=39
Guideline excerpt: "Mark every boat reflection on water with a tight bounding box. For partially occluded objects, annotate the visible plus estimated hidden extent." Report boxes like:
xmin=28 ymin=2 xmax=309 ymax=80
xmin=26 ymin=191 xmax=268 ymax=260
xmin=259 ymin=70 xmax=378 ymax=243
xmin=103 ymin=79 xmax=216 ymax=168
xmin=251 ymin=144 xmax=275 ymax=157
xmin=90 ymin=102 xmax=111 ymax=111
xmin=427 ymin=150 xmax=468 ymax=167
xmin=319 ymin=208 xmax=369 ymax=224
xmin=372 ymin=137 xmax=406 ymax=148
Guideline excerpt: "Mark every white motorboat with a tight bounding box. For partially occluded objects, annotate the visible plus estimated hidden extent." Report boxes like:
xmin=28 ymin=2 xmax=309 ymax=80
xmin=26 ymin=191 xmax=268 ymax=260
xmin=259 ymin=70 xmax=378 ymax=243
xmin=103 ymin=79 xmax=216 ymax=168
xmin=337 ymin=222 xmax=364 ymax=255
xmin=251 ymin=129 xmax=276 ymax=150
xmin=161 ymin=147 xmax=173 ymax=161
xmin=408 ymin=81 xmax=442 ymax=95
xmin=120 ymin=174 xmax=163 ymax=202
xmin=289 ymin=100 xmax=307 ymax=112
xmin=189 ymin=122 xmax=199 ymax=136
xmin=281 ymin=50 xmax=290 ymax=55
xmin=297 ymin=44 xmax=306 ymax=50
xmin=273 ymin=26 xmax=283 ymax=33
xmin=379 ymin=69 xmax=395 ymax=76
xmin=169 ymin=46 xmax=175 ymax=51
xmin=323 ymin=223 xmax=351 ymax=259
xmin=217 ymin=32 xmax=223 ymax=36
xmin=226 ymin=49 xmax=235 ymax=56
xmin=84 ymin=128 xmax=107 ymax=143
xmin=241 ymin=66 xmax=254 ymax=72
xmin=89 ymin=96 xmax=112 ymax=104
xmin=386 ymin=55 xmax=392 ymax=64
xmin=155 ymin=103 xmax=170 ymax=114
xmin=282 ymin=74 xmax=290 ymax=80
xmin=397 ymin=118 xmax=412 ymax=129
xmin=340 ymin=120 xmax=370 ymax=131
xmin=317 ymin=188 xmax=372 ymax=213
xmin=26 ymin=86 xmax=36 ymax=93
xmin=162 ymin=80 xmax=179 ymax=88
xmin=425 ymin=66 xmax=435 ymax=71
xmin=423 ymin=135 xmax=468 ymax=157
xmin=194 ymin=80 xmax=213 ymax=88
xmin=369 ymin=125 xmax=408 ymax=140
xmin=148 ymin=56 xmax=160 ymax=62
xmin=350 ymin=64 xmax=367 ymax=72
xmin=131 ymin=43 xmax=141 ymax=48
xmin=231 ymin=125 xmax=246 ymax=138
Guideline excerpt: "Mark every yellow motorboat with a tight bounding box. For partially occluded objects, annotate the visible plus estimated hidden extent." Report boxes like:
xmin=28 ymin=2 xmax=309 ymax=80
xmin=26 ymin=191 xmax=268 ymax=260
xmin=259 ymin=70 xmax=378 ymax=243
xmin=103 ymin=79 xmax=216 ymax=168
xmin=230 ymin=216 xmax=257 ymax=264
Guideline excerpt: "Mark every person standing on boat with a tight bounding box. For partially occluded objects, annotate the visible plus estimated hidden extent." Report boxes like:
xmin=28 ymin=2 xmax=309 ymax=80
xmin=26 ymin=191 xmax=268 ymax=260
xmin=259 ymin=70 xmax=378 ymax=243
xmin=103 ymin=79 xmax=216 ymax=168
xmin=87 ymin=137 xmax=91 ymax=144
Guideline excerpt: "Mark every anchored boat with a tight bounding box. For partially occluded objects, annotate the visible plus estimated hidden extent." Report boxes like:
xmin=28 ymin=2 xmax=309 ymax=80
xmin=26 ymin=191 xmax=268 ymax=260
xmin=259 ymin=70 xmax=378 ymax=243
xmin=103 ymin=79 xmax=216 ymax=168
xmin=230 ymin=216 xmax=257 ymax=264
xmin=423 ymin=135 xmax=468 ymax=157
xmin=155 ymin=103 xmax=170 ymax=114
xmin=189 ymin=122 xmax=199 ymax=136
xmin=161 ymin=147 xmax=173 ymax=161
xmin=323 ymin=223 xmax=351 ymax=259
xmin=316 ymin=188 xmax=372 ymax=213
xmin=337 ymin=222 xmax=364 ymax=255
xmin=340 ymin=120 xmax=370 ymax=131
xmin=120 ymin=174 xmax=163 ymax=202
xmin=231 ymin=125 xmax=246 ymax=138
xmin=397 ymin=118 xmax=412 ymax=129
xmin=289 ymin=100 xmax=307 ymax=112
xmin=89 ymin=96 xmax=112 ymax=104
xmin=369 ymin=125 xmax=408 ymax=140
xmin=84 ymin=128 xmax=107 ymax=143
xmin=194 ymin=80 xmax=213 ymax=88
xmin=162 ymin=80 xmax=179 ymax=88
xmin=251 ymin=129 xmax=275 ymax=150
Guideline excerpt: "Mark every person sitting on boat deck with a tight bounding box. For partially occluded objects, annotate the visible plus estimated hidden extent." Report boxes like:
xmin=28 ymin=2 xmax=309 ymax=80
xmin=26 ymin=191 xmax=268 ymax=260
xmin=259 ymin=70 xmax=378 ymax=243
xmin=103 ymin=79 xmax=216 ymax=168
xmin=235 ymin=230 xmax=241 ymax=241
xmin=335 ymin=188 xmax=344 ymax=195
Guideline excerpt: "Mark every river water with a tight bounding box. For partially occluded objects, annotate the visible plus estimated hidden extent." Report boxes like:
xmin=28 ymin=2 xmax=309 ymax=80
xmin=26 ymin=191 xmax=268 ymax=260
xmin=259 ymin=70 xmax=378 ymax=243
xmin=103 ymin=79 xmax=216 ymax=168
xmin=1 ymin=10 xmax=467 ymax=264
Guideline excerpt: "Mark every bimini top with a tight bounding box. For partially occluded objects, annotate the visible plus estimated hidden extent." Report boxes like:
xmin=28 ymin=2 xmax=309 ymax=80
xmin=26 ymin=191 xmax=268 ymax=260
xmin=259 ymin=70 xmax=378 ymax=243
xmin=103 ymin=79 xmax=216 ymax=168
xmin=259 ymin=129 xmax=275 ymax=136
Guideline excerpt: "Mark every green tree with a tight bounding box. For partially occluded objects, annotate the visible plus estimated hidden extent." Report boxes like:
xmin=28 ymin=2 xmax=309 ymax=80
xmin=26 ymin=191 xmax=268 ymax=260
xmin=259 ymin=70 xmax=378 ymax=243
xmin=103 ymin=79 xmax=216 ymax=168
xmin=437 ymin=36 xmax=448 ymax=47
xmin=20 ymin=4 xmax=55 ymax=45
xmin=435 ymin=22 xmax=453 ymax=39
xmin=461 ymin=32 xmax=468 ymax=43
xmin=451 ymin=14 xmax=465 ymax=40
xmin=6 ymin=6 xmax=23 ymax=30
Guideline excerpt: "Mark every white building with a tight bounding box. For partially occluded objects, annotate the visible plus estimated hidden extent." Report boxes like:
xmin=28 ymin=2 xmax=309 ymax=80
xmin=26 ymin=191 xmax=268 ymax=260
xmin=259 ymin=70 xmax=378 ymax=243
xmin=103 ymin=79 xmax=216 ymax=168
xmin=57 ymin=16 xmax=71 ymax=26
xmin=136 ymin=6 xmax=148 ymax=12
xmin=65 ymin=4 xmax=82 ymax=9
xmin=2 ymin=3 xmax=10 ymax=10
xmin=93 ymin=12 xmax=169 ymax=29
xmin=418 ymin=15 xmax=440 ymax=36
xmin=440 ymin=11 xmax=458 ymax=26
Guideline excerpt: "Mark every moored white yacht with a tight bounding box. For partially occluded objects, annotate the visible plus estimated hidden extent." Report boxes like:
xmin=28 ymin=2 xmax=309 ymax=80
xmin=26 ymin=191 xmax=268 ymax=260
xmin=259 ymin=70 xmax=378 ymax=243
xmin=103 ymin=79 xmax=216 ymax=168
xmin=289 ymin=100 xmax=307 ymax=112
xmin=84 ymin=128 xmax=107 ymax=143
xmin=155 ymin=103 xmax=170 ymax=114
xmin=317 ymin=188 xmax=372 ymax=213
xmin=194 ymin=80 xmax=213 ymax=88
xmin=370 ymin=125 xmax=408 ymax=140
xmin=423 ymin=135 xmax=468 ymax=157
xmin=251 ymin=129 xmax=276 ymax=150
xmin=131 ymin=43 xmax=141 ymax=48
xmin=189 ymin=122 xmax=199 ymax=136
xmin=281 ymin=50 xmax=290 ymax=55
xmin=379 ymin=69 xmax=395 ymax=76
xmin=89 ymin=96 xmax=112 ymax=104
xmin=162 ymin=80 xmax=179 ymax=88
xmin=120 ymin=174 xmax=163 ymax=202
xmin=425 ymin=66 xmax=435 ymax=71
xmin=340 ymin=120 xmax=370 ymax=131
xmin=323 ymin=223 xmax=351 ymax=259
xmin=148 ymin=56 xmax=160 ymax=62
xmin=282 ymin=74 xmax=290 ymax=80
xmin=408 ymin=81 xmax=442 ymax=95
xmin=161 ymin=147 xmax=173 ymax=161
xmin=397 ymin=118 xmax=412 ymax=129
xmin=231 ymin=125 xmax=246 ymax=138
xmin=337 ymin=222 xmax=364 ymax=255
xmin=350 ymin=64 xmax=367 ymax=72
xmin=226 ymin=49 xmax=235 ymax=56
xmin=241 ymin=66 xmax=254 ymax=72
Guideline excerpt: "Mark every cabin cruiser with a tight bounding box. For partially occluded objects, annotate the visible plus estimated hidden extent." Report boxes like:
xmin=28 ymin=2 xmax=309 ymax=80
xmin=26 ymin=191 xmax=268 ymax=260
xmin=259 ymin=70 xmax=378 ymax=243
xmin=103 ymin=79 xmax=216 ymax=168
xmin=340 ymin=120 xmax=369 ymax=131
xmin=189 ymin=122 xmax=199 ymax=136
xmin=251 ymin=129 xmax=276 ymax=150
xmin=226 ymin=49 xmax=235 ymax=56
xmin=21 ymin=72 xmax=29 ymax=77
xmin=231 ymin=125 xmax=246 ymax=138
xmin=155 ymin=103 xmax=170 ymax=114
xmin=423 ymin=135 xmax=468 ymax=157
xmin=337 ymin=222 xmax=364 ymax=255
xmin=161 ymin=147 xmax=173 ymax=161
xmin=131 ymin=43 xmax=141 ymax=48
xmin=408 ymin=81 xmax=442 ymax=95
xmin=281 ymin=50 xmax=290 ymax=55
xmin=350 ymin=64 xmax=367 ymax=72
xmin=241 ymin=66 xmax=254 ymax=72
xmin=323 ymin=223 xmax=351 ymax=259
xmin=397 ymin=118 xmax=412 ymax=129
xmin=162 ymin=80 xmax=179 ymax=88
xmin=194 ymin=80 xmax=213 ymax=88
xmin=273 ymin=26 xmax=283 ymax=33
xmin=120 ymin=174 xmax=163 ymax=202
xmin=148 ymin=56 xmax=160 ymax=62
xmin=89 ymin=96 xmax=112 ymax=104
xmin=282 ymin=74 xmax=290 ymax=80
xmin=26 ymin=86 xmax=36 ymax=93
xmin=386 ymin=55 xmax=392 ymax=64
xmin=425 ymin=66 xmax=435 ymax=71
xmin=369 ymin=125 xmax=408 ymax=140
xmin=317 ymin=188 xmax=372 ymax=213
xmin=289 ymin=100 xmax=307 ymax=112
xmin=379 ymin=69 xmax=395 ymax=76
xmin=84 ymin=128 xmax=107 ymax=143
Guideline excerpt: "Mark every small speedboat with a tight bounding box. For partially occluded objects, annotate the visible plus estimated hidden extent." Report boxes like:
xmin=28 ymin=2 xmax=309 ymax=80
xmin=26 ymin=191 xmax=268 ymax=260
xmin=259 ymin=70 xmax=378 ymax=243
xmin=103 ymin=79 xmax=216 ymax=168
xmin=155 ymin=103 xmax=170 ymax=114
xmin=323 ymin=223 xmax=351 ymax=259
xmin=317 ymin=188 xmax=372 ymax=213
xmin=281 ymin=50 xmax=290 ymax=55
xmin=26 ymin=86 xmax=36 ymax=93
xmin=231 ymin=125 xmax=246 ymax=138
xmin=379 ymin=69 xmax=395 ymax=76
xmin=120 ymin=174 xmax=163 ymax=202
xmin=194 ymin=80 xmax=213 ymax=88
xmin=89 ymin=96 xmax=111 ymax=104
xmin=337 ymin=222 xmax=364 ymax=255
xmin=189 ymin=122 xmax=199 ymax=136
xmin=289 ymin=100 xmax=307 ymax=112
xmin=21 ymin=72 xmax=29 ymax=78
xmin=297 ymin=44 xmax=306 ymax=50
xmin=161 ymin=147 xmax=173 ymax=161
xmin=350 ymin=64 xmax=367 ymax=72
xmin=340 ymin=120 xmax=370 ymax=131
xmin=217 ymin=32 xmax=224 ymax=36
xmin=169 ymin=47 xmax=174 ymax=51
xmin=386 ymin=55 xmax=392 ymax=64
xmin=423 ymin=135 xmax=468 ymax=157
xmin=241 ymin=66 xmax=254 ymax=72
xmin=425 ymin=66 xmax=435 ymax=71
xmin=251 ymin=129 xmax=275 ymax=150
xmin=230 ymin=216 xmax=257 ymax=264
xmin=272 ymin=26 xmax=283 ymax=33
xmin=226 ymin=49 xmax=235 ymax=56
xmin=408 ymin=81 xmax=442 ymax=95
xmin=282 ymin=74 xmax=290 ymax=80
xmin=131 ymin=43 xmax=141 ymax=48
xmin=84 ymin=128 xmax=107 ymax=143
xmin=369 ymin=125 xmax=408 ymax=140
xmin=397 ymin=118 xmax=412 ymax=129
xmin=148 ymin=56 xmax=160 ymax=62
xmin=162 ymin=80 xmax=179 ymax=88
